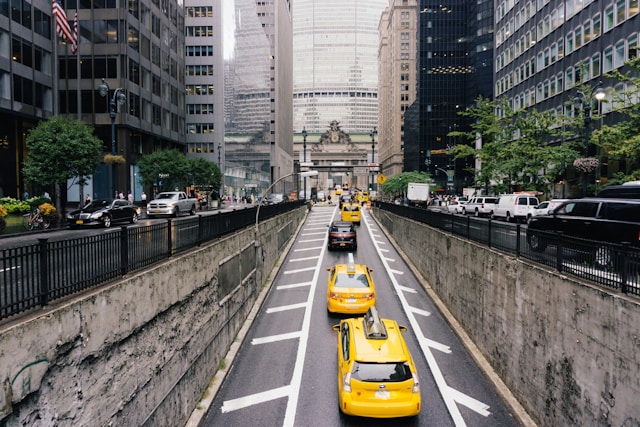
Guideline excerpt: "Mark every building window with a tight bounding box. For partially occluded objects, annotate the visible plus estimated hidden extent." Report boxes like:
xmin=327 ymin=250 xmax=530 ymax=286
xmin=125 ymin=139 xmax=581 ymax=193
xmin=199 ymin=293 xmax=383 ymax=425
xmin=614 ymin=40 xmax=625 ymax=67
xmin=604 ymin=5 xmax=614 ymax=31
xmin=591 ymin=53 xmax=601 ymax=77
xmin=616 ymin=0 xmax=626 ymax=24
xmin=603 ymin=46 xmax=614 ymax=72
xmin=593 ymin=14 xmax=602 ymax=38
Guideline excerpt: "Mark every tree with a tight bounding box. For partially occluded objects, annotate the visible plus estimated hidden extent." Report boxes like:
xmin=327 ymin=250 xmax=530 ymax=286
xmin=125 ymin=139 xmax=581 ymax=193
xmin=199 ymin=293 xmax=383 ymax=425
xmin=592 ymin=57 xmax=640 ymax=182
xmin=23 ymin=116 xmax=103 ymax=212
xmin=137 ymin=149 xmax=221 ymax=192
xmin=381 ymin=171 xmax=430 ymax=199
xmin=450 ymin=96 xmax=580 ymax=197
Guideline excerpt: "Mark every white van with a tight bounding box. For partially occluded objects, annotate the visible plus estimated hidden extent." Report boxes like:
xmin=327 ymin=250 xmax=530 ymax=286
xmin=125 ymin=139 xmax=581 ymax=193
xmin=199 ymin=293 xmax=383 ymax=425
xmin=491 ymin=194 xmax=539 ymax=222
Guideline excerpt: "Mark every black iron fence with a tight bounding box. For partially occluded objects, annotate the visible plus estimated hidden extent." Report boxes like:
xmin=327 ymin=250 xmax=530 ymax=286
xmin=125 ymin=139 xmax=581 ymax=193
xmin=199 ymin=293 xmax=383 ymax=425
xmin=377 ymin=202 xmax=640 ymax=297
xmin=0 ymin=202 xmax=302 ymax=321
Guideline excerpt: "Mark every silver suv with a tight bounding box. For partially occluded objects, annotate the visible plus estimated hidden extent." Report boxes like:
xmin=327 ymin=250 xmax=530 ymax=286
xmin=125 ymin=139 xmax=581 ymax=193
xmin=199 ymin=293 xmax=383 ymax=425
xmin=463 ymin=196 xmax=498 ymax=217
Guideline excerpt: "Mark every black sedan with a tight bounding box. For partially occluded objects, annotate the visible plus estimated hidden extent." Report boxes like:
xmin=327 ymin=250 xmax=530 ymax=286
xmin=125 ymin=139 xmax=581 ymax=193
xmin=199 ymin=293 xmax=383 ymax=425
xmin=67 ymin=199 xmax=139 ymax=228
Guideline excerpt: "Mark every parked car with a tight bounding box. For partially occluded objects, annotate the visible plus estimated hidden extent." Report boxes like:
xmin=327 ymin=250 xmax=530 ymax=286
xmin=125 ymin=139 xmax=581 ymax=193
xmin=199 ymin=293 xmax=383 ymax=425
xmin=526 ymin=198 xmax=640 ymax=265
xmin=147 ymin=191 xmax=197 ymax=218
xmin=327 ymin=221 xmax=357 ymax=251
xmin=528 ymin=199 xmax=569 ymax=219
xmin=317 ymin=191 xmax=326 ymax=202
xmin=67 ymin=198 xmax=138 ymax=228
xmin=491 ymin=194 xmax=539 ymax=222
xmin=331 ymin=307 xmax=421 ymax=418
xmin=262 ymin=193 xmax=289 ymax=205
xmin=326 ymin=253 xmax=375 ymax=314
xmin=597 ymin=184 xmax=640 ymax=199
xmin=462 ymin=196 xmax=498 ymax=217
xmin=446 ymin=200 xmax=467 ymax=214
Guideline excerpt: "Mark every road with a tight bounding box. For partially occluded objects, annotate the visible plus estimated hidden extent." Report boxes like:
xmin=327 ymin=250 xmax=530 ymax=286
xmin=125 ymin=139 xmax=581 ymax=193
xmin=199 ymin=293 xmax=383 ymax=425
xmin=197 ymin=205 xmax=523 ymax=426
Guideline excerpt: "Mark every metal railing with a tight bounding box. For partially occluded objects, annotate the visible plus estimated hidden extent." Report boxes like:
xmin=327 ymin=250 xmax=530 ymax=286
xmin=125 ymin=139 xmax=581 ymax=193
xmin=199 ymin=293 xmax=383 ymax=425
xmin=0 ymin=202 xmax=302 ymax=321
xmin=376 ymin=202 xmax=640 ymax=297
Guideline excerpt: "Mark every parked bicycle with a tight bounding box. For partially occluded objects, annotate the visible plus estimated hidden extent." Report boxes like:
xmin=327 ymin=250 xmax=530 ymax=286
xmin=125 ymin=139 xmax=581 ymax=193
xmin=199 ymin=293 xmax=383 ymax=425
xmin=23 ymin=208 xmax=50 ymax=231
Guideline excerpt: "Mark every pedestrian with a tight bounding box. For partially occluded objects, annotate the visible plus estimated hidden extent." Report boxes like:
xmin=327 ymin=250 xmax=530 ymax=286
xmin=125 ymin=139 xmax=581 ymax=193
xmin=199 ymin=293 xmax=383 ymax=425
xmin=127 ymin=192 xmax=134 ymax=204
xmin=85 ymin=194 xmax=91 ymax=205
xmin=23 ymin=190 xmax=29 ymax=201
xmin=141 ymin=191 xmax=147 ymax=207
xmin=118 ymin=191 xmax=124 ymax=200
xmin=44 ymin=191 xmax=50 ymax=199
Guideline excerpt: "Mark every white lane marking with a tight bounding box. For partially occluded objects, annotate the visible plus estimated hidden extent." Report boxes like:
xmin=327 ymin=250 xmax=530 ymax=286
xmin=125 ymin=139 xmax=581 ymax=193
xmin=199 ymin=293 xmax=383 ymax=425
xmin=385 ymin=257 xmax=396 ymax=262
xmin=301 ymin=232 xmax=326 ymax=236
xmin=294 ymin=246 xmax=323 ymax=252
xmin=397 ymin=285 xmax=417 ymax=293
xmin=266 ymin=302 xmax=308 ymax=313
xmin=298 ymin=238 xmax=325 ymax=243
xmin=363 ymin=212 xmax=490 ymax=425
xmin=283 ymin=205 xmax=334 ymax=427
xmin=221 ymin=385 xmax=292 ymax=413
xmin=284 ymin=266 xmax=316 ymax=274
xmin=410 ymin=307 xmax=432 ymax=317
xmin=390 ymin=269 xmax=404 ymax=275
xmin=251 ymin=331 xmax=301 ymax=345
xmin=304 ymin=227 xmax=329 ymax=231
xmin=289 ymin=256 xmax=319 ymax=263
xmin=379 ymin=248 xmax=390 ymax=252
xmin=277 ymin=282 xmax=312 ymax=290
xmin=447 ymin=387 xmax=491 ymax=416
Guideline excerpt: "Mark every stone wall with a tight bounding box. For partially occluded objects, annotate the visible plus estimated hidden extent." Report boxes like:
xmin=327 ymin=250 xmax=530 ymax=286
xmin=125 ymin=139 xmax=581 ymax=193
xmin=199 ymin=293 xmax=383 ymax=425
xmin=0 ymin=207 xmax=305 ymax=426
xmin=373 ymin=208 xmax=640 ymax=426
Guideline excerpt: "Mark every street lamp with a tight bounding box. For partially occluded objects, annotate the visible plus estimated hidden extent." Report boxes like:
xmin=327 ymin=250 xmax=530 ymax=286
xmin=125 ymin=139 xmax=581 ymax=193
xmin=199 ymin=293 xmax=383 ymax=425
xmin=369 ymin=127 xmax=377 ymax=191
xmin=98 ymin=78 xmax=126 ymax=196
xmin=574 ymin=81 xmax=606 ymax=197
xmin=218 ymin=142 xmax=222 ymax=197
xmin=302 ymin=127 xmax=307 ymax=201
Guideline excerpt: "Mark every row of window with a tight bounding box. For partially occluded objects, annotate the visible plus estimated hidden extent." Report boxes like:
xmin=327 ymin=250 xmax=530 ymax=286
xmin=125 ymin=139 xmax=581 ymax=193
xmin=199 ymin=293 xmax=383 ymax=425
xmin=186 ymin=45 xmax=214 ymax=56
xmin=185 ymin=6 xmax=212 ymax=18
xmin=2 ymin=0 xmax=51 ymax=39
xmin=497 ymin=34 xmax=638 ymax=97
xmin=186 ymin=125 xmax=215 ymax=135
xmin=186 ymin=26 xmax=213 ymax=37
xmin=10 ymin=36 xmax=50 ymax=72
xmin=186 ymin=84 xmax=214 ymax=95
xmin=187 ymin=104 xmax=214 ymax=114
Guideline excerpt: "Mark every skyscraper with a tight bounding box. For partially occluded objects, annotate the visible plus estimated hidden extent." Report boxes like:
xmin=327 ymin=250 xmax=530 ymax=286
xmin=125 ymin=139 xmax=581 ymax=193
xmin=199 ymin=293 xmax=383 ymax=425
xmin=293 ymin=0 xmax=388 ymax=134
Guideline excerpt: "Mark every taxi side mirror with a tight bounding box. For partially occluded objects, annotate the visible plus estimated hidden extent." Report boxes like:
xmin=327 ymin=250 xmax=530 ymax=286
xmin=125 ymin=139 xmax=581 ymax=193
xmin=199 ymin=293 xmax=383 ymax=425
xmin=399 ymin=325 xmax=408 ymax=332
xmin=326 ymin=268 xmax=331 ymax=272
xmin=332 ymin=324 xmax=341 ymax=331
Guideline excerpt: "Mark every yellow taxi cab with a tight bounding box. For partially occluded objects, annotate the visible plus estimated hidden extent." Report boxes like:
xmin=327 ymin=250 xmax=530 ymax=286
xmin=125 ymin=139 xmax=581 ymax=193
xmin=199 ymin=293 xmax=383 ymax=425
xmin=358 ymin=191 xmax=369 ymax=204
xmin=341 ymin=202 xmax=361 ymax=226
xmin=326 ymin=253 xmax=375 ymax=314
xmin=331 ymin=307 xmax=421 ymax=418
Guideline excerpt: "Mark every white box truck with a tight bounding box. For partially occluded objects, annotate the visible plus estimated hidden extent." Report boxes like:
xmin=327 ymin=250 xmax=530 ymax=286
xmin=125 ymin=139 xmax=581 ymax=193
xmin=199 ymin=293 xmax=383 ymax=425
xmin=407 ymin=182 xmax=430 ymax=207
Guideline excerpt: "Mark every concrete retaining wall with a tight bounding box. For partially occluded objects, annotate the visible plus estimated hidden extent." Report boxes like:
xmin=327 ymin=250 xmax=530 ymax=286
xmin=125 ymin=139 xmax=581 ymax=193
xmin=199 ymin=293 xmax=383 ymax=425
xmin=0 ymin=207 xmax=305 ymax=426
xmin=373 ymin=208 xmax=640 ymax=426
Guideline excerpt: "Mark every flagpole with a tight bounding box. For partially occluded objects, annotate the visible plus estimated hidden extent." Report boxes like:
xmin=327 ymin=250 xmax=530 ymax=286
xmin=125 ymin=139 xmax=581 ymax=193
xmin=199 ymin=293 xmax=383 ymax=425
xmin=75 ymin=11 xmax=80 ymax=121
xmin=52 ymin=1 xmax=59 ymax=116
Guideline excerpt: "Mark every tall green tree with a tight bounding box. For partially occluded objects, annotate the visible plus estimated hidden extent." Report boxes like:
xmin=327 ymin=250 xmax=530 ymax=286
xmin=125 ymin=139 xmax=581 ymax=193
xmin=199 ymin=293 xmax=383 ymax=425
xmin=450 ymin=96 xmax=579 ymax=197
xmin=23 ymin=116 xmax=103 ymax=212
xmin=137 ymin=149 xmax=221 ymax=192
xmin=592 ymin=57 xmax=640 ymax=182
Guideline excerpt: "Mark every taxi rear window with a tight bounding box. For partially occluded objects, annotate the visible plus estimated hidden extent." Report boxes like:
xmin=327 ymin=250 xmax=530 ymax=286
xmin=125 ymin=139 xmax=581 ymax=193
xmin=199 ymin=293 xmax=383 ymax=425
xmin=335 ymin=273 xmax=369 ymax=288
xmin=343 ymin=205 xmax=359 ymax=212
xmin=352 ymin=362 xmax=412 ymax=382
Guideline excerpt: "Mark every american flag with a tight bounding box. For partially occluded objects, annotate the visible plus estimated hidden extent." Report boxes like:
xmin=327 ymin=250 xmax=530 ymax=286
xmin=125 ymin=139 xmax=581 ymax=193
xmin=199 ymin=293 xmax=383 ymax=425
xmin=52 ymin=0 xmax=77 ymax=52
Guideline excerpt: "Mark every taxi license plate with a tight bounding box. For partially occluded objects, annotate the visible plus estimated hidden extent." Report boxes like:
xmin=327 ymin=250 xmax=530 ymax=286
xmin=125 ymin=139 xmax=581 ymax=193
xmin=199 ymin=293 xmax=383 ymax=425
xmin=154 ymin=209 xmax=161 ymax=213
xmin=375 ymin=390 xmax=390 ymax=399
xmin=346 ymin=297 xmax=356 ymax=303
xmin=339 ymin=243 xmax=346 ymax=247
xmin=75 ymin=220 xmax=83 ymax=225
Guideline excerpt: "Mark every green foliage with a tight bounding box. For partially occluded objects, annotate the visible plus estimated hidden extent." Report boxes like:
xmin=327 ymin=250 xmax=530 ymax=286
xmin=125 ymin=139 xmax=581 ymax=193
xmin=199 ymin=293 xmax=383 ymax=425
xmin=0 ymin=197 xmax=33 ymax=214
xmin=451 ymin=96 xmax=581 ymax=197
xmin=137 ymin=149 xmax=222 ymax=192
xmin=22 ymin=116 xmax=103 ymax=188
xmin=381 ymin=171 xmax=431 ymax=197
xmin=592 ymin=57 xmax=640 ymax=175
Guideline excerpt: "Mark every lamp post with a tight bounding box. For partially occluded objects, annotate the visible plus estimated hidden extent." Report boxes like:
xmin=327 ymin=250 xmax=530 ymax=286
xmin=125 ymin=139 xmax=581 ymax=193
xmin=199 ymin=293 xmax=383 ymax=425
xmin=302 ymin=127 xmax=307 ymax=201
xmin=98 ymin=78 xmax=126 ymax=197
xmin=369 ymin=127 xmax=377 ymax=191
xmin=218 ymin=142 xmax=222 ymax=198
xmin=574 ymin=81 xmax=606 ymax=197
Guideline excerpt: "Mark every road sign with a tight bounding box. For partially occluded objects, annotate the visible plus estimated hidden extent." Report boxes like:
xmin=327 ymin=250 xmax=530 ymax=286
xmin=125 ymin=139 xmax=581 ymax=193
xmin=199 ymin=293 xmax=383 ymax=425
xmin=377 ymin=174 xmax=387 ymax=185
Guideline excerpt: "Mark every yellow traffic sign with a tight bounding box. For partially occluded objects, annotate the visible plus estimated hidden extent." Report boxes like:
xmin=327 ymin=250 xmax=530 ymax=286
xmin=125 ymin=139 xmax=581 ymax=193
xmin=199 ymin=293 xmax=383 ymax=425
xmin=377 ymin=174 xmax=387 ymax=185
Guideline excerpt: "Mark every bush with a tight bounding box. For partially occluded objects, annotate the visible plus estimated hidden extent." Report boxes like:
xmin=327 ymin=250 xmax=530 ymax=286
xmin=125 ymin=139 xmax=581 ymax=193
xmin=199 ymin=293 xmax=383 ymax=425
xmin=0 ymin=197 xmax=30 ymax=214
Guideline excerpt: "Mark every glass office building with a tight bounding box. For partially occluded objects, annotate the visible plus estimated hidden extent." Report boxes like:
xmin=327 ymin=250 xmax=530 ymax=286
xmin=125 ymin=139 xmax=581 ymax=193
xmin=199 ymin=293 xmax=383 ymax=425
xmin=292 ymin=0 xmax=388 ymax=134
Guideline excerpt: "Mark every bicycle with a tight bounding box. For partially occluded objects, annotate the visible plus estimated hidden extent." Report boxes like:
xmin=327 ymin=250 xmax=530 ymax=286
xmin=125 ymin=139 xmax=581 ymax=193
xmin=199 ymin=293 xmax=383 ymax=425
xmin=23 ymin=208 xmax=51 ymax=231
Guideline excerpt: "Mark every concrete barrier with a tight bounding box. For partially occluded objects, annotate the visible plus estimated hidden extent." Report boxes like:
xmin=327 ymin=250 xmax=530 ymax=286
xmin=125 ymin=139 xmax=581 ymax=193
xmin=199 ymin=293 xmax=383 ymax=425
xmin=0 ymin=207 xmax=305 ymax=426
xmin=372 ymin=208 xmax=640 ymax=426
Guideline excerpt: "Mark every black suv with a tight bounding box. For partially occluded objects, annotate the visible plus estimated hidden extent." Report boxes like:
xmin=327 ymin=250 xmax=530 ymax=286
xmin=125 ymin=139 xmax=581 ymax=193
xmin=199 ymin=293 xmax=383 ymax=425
xmin=327 ymin=221 xmax=357 ymax=251
xmin=526 ymin=198 xmax=640 ymax=263
xmin=597 ymin=184 xmax=640 ymax=199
